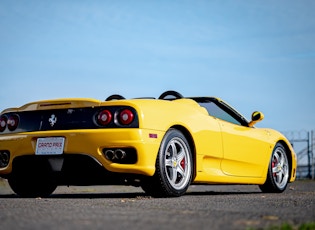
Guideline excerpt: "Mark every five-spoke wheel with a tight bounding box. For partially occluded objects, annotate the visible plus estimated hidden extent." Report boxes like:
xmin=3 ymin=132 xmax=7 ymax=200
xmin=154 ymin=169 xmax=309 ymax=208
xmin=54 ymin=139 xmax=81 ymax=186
xmin=163 ymin=135 xmax=192 ymax=191
xmin=141 ymin=129 xmax=193 ymax=197
xmin=259 ymin=143 xmax=289 ymax=193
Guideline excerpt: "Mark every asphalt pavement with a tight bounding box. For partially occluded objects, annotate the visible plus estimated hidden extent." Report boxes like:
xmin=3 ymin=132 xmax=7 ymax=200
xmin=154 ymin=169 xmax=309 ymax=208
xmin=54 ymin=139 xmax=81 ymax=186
xmin=0 ymin=179 xmax=314 ymax=230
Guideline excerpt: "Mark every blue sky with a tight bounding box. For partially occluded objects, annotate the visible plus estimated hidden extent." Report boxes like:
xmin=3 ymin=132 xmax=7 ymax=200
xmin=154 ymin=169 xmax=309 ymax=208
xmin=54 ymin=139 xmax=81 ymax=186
xmin=1 ymin=0 xmax=314 ymax=133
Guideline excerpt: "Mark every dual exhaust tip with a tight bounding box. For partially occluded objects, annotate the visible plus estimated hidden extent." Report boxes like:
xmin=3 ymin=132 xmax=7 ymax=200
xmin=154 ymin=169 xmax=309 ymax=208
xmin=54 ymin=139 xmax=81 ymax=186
xmin=104 ymin=149 xmax=127 ymax=161
xmin=0 ymin=150 xmax=10 ymax=168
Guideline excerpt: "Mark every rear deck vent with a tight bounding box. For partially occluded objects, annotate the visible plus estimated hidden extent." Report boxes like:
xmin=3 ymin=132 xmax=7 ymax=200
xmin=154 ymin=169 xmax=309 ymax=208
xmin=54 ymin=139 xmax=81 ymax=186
xmin=40 ymin=103 xmax=72 ymax=107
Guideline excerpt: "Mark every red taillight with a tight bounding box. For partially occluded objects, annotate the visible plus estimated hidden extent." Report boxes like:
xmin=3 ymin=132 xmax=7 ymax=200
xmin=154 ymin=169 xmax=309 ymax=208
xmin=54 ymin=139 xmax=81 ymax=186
xmin=7 ymin=114 xmax=19 ymax=131
xmin=0 ymin=116 xmax=7 ymax=132
xmin=119 ymin=109 xmax=134 ymax=125
xmin=97 ymin=110 xmax=112 ymax=126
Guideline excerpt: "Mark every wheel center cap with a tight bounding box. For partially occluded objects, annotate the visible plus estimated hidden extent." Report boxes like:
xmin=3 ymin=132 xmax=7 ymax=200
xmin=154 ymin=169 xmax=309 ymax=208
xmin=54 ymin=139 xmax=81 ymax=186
xmin=172 ymin=158 xmax=177 ymax=167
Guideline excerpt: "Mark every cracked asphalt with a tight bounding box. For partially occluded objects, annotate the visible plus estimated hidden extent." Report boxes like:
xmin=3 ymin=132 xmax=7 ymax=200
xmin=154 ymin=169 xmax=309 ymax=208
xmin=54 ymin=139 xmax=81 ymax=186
xmin=0 ymin=179 xmax=314 ymax=230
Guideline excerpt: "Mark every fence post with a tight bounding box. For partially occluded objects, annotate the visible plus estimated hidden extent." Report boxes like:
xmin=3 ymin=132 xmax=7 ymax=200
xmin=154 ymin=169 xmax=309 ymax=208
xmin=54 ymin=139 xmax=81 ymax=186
xmin=307 ymin=131 xmax=311 ymax=178
xmin=312 ymin=130 xmax=314 ymax=180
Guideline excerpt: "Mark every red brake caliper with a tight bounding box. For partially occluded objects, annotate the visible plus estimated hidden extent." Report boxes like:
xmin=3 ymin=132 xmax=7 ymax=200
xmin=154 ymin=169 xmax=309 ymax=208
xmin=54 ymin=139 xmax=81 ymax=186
xmin=180 ymin=157 xmax=185 ymax=170
xmin=272 ymin=157 xmax=277 ymax=177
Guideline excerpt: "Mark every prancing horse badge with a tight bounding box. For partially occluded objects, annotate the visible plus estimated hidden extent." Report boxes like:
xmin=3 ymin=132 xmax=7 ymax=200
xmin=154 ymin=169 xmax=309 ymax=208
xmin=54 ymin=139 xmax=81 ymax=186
xmin=48 ymin=114 xmax=57 ymax=127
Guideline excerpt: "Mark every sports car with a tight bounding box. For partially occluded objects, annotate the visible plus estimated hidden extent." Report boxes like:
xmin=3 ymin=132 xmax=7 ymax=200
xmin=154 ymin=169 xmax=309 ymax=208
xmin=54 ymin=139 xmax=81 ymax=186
xmin=0 ymin=90 xmax=296 ymax=197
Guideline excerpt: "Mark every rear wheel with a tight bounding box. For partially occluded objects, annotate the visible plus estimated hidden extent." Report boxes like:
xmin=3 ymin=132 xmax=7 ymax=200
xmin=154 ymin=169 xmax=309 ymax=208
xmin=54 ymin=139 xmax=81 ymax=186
xmin=259 ymin=143 xmax=289 ymax=193
xmin=141 ymin=129 xmax=193 ymax=197
xmin=8 ymin=158 xmax=57 ymax=197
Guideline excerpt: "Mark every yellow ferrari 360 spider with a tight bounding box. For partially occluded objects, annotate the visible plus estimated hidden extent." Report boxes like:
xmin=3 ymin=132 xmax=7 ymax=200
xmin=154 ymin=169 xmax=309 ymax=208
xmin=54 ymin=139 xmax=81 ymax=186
xmin=0 ymin=90 xmax=296 ymax=197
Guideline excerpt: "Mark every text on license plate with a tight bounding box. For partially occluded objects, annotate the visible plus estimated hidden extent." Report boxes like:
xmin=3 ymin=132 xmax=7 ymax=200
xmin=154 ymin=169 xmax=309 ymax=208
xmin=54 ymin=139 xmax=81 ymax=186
xmin=35 ymin=137 xmax=65 ymax=155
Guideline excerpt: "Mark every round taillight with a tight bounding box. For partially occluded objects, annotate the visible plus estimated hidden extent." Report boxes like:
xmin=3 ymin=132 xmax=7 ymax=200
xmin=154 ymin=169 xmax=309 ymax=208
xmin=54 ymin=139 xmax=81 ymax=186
xmin=0 ymin=116 xmax=7 ymax=132
xmin=97 ymin=110 xmax=112 ymax=126
xmin=7 ymin=114 xmax=19 ymax=131
xmin=119 ymin=109 xmax=134 ymax=125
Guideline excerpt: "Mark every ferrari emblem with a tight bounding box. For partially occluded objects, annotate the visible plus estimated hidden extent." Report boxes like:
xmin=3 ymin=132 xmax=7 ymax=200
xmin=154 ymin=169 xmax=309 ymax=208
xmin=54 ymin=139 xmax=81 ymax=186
xmin=48 ymin=114 xmax=57 ymax=127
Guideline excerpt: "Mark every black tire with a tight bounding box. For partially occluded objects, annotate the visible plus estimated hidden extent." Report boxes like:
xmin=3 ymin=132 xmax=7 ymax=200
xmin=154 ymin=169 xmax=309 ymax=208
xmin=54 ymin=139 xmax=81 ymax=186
xmin=259 ymin=143 xmax=290 ymax=193
xmin=141 ymin=129 xmax=193 ymax=197
xmin=8 ymin=158 xmax=57 ymax=198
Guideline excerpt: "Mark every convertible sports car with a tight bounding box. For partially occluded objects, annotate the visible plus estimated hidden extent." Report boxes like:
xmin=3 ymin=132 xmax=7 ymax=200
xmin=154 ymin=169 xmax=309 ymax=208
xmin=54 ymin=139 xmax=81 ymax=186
xmin=0 ymin=90 xmax=296 ymax=197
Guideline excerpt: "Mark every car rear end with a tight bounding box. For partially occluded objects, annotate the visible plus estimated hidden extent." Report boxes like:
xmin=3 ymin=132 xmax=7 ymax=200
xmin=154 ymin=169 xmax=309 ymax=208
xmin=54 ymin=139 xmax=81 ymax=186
xmin=0 ymin=98 xmax=163 ymax=183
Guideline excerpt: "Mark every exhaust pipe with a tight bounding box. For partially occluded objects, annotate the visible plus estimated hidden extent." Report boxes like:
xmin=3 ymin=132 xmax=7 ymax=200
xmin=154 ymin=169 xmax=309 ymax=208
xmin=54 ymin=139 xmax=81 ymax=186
xmin=0 ymin=150 xmax=10 ymax=168
xmin=104 ymin=150 xmax=115 ymax=161
xmin=114 ymin=149 xmax=126 ymax=160
xmin=104 ymin=149 xmax=127 ymax=161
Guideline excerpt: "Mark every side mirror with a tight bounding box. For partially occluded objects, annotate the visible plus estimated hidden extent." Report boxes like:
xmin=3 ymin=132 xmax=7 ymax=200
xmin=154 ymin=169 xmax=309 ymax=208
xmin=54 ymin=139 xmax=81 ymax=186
xmin=248 ymin=111 xmax=264 ymax=127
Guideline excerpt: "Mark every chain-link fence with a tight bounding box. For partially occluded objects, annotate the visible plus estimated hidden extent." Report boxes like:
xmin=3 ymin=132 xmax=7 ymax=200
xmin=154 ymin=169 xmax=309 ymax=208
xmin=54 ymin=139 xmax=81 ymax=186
xmin=282 ymin=130 xmax=314 ymax=179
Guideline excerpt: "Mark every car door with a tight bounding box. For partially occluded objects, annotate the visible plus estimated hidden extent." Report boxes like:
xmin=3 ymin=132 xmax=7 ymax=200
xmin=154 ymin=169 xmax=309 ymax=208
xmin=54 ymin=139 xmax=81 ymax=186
xmin=199 ymin=98 xmax=271 ymax=177
xmin=219 ymin=120 xmax=271 ymax=177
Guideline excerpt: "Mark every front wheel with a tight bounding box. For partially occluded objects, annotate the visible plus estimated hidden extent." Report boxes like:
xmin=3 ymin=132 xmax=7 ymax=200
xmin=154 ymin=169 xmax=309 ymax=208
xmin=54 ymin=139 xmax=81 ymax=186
xmin=141 ymin=129 xmax=193 ymax=197
xmin=259 ymin=143 xmax=290 ymax=193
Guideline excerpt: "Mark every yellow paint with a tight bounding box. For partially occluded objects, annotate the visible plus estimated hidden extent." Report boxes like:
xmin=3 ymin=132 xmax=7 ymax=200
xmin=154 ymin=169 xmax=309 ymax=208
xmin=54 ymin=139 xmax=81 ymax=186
xmin=0 ymin=97 xmax=297 ymax=185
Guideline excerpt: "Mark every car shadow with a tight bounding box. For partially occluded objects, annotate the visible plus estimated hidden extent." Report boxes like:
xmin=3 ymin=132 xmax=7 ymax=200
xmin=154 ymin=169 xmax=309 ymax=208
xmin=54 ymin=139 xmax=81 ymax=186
xmin=186 ymin=190 xmax=262 ymax=196
xmin=0 ymin=190 xmax=262 ymax=199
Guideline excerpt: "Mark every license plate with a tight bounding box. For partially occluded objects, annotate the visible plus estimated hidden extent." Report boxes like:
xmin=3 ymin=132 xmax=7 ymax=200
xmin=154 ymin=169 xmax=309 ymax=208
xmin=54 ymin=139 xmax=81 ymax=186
xmin=35 ymin=137 xmax=65 ymax=155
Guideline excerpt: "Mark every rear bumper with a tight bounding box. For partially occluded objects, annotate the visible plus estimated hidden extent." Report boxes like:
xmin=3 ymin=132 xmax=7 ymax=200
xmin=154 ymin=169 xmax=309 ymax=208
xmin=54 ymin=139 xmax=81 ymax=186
xmin=0 ymin=129 xmax=164 ymax=176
